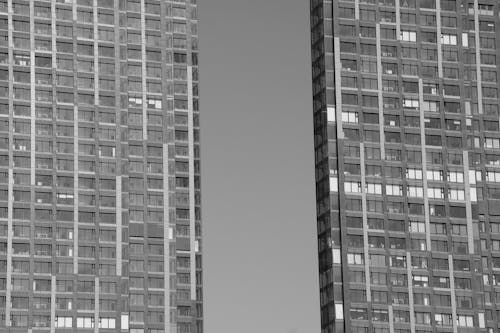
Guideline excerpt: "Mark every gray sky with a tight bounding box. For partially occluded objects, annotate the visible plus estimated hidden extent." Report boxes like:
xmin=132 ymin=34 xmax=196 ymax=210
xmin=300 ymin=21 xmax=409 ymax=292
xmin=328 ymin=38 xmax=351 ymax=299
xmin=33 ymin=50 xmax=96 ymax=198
xmin=198 ymin=0 xmax=320 ymax=332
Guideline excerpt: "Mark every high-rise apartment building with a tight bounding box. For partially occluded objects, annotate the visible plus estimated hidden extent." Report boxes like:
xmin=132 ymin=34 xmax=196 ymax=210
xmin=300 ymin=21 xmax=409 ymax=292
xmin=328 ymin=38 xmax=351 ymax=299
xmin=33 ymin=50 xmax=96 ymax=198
xmin=310 ymin=0 xmax=500 ymax=332
xmin=0 ymin=0 xmax=202 ymax=332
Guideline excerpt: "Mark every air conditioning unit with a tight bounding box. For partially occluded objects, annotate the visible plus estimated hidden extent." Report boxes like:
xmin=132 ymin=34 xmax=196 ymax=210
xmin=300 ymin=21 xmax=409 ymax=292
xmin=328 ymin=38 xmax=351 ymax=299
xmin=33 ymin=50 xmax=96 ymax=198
xmin=36 ymin=198 xmax=43 ymax=203
xmin=36 ymin=233 xmax=48 ymax=238
xmin=386 ymin=69 xmax=393 ymax=74
xmin=37 ymin=79 xmax=49 ymax=85
xmin=39 ymin=164 xmax=49 ymax=169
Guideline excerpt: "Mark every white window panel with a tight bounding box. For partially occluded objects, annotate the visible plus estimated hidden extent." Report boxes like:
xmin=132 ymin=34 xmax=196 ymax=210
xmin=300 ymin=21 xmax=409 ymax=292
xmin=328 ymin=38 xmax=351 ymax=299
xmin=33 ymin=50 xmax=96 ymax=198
xmin=333 ymin=248 xmax=341 ymax=264
xmin=327 ymin=107 xmax=336 ymax=122
xmin=462 ymin=33 xmax=469 ymax=47
xmin=447 ymin=171 xmax=464 ymax=183
xmin=366 ymin=183 xmax=382 ymax=194
xmin=330 ymin=176 xmax=338 ymax=192
xmin=441 ymin=34 xmax=457 ymax=45
xmin=470 ymin=187 xmax=477 ymax=202
xmin=428 ymin=187 xmax=445 ymax=199
xmin=335 ymin=303 xmax=344 ymax=320
xmin=341 ymin=111 xmax=358 ymax=123
xmin=427 ymin=170 xmax=443 ymax=181
xmin=408 ymin=186 xmax=424 ymax=198
xmin=401 ymin=31 xmax=416 ymax=42
xmin=449 ymin=189 xmax=465 ymax=201
xmin=386 ymin=184 xmax=402 ymax=196
xmin=345 ymin=181 xmax=362 ymax=193
xmin=407 ymin=168 xmax=422 ymax=180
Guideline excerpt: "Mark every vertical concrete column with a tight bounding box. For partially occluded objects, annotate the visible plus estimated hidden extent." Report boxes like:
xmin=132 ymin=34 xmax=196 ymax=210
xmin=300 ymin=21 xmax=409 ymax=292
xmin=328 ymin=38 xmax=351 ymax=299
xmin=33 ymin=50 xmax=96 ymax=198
xmin=29 ymin=0 xmax=35 ymax=186
xmin=187 ymin=66 xmax=196 ymax=300
xmin=140 ymin=0 xmax=148 ymax=140
xmin=72 ymin=0 xmax=79 ymax=274
xmin=29 ymin=5 xmax=36 ymax=331
xmin=95 ymin=276 xmax=100 ymax=333
xmin=359 ymin=143 xmax=371 ymax=302
xmin=116 ymin=176 xmax=122 ymax=275
xmin=462 ymin=152 xmax=475 ymax=254
xmin=376 ymin=24 xmax=385 ymax=160
xmin=436 ymin=0 xmax=443 ymax=78
xmin=163 ymin=143 xmax=171 ymax=333
xmin=395 ymin=0 xmax=401 ymax=39
xmin=93 ymin=0 xmax=99 ymax=105
xmin=388 ymin=305 xmax=394 ymax=333
xmin=333 ymin=37 xmax=344 ymax=139
xmin=406 ymin=253 xmax=415 ymax=333
xmin=5 ymin=0 xmax=13 ymax=325
xmin=50 ymin=275 xmax=56 ymax=333
xmin=418 ymin=80 xmax=431 ymax=250
xmin=448 ymin=254 xmax=458 ymax=333
xmin=473 ymin=0 xmax=483 ymax=114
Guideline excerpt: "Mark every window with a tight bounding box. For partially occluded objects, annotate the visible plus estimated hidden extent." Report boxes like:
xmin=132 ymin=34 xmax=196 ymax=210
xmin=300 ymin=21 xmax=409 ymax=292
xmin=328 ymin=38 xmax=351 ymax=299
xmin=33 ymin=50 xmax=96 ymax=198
xmin=361 ymin=78 xmax=377 ymax=90
xmin=360 ymin=60 xmax=377 ymax=73
xmin=441 ymin=34 xmax=457 ymax=45
xmin=409 ymin=221 xmax=425 ymax=233
xmin=350 ymin=308 xmax=368 ymax=320
xmin=360 ymin=9 xmax=376 ymax=21
xmin=347 ymin=253 xmax=364 ymax=265
xmin=413 ymin=274 xmax=429 ymax=287
xmin=77 ymin=317 xmax=94 ymax=329
xmin=339 ymin=7 xmax=355 ymax=19
xmin=345 ymin=182 xmax=361 ymax=193
xmin=360 ymin=26 xmax=376 ymax=38
xmin=370 ymin=254 xmax=386 ymax=267
xmin=340 ymin=24 xmax=355 ymax=37
xmin=407 ymin=186 xmax=423 ymax=198
xmin=420 ymin=14 xmax=436 ymax=26
xmin=380 ymin=27 xmax=396 ymax=40
xmin=390 ymin=255 xmax=406 ymax=268
xmin=457 ymin=315 xmax=474 ymax=327
xmin=413 ymin=293 xmax=430 ymax=305
xmin=428 ymin=187 xmax=445 ymax=199
xmin=370 ymin=272 xmax=386 ymax=286
xmin=55 ymin=317 xmax=73 ymax=328
xmin=447 ymin=171 xmax=463 ymax=183
xmin=401 ymin=31 xmax=416 ymax=42
xmin=342 ymin=111 xmax=358 ymax=123
xmin=449 ymin=189 xmax=465 ymax=201
xmin=401 ymin=12 xmax=416 ymax=24
xmin=99 ymin=318 xmax=116 ymax=329
xmin=401 ymin=47 xmax=417 ymax=59
xmin=435 ymin=313 xmax=453 ymax=326
xmin=360 ymin=44 xmax=376 ymax=56
xmin=386 ymin=184 xmax=402 ymax=196
xmin=426 ymin=170 xmax=443 ymax=181
xmin=365 ymin=183 xmax=381 ymax=194
xmin=389 ymin=237 xmax=406 ymax=249
xmin=392 ymin=292 xmax=409 ymax=305
xmin=480 ymin=37 xmax=495 ymax=49
xmin=441 ymin=16 xmax=457 ymax=27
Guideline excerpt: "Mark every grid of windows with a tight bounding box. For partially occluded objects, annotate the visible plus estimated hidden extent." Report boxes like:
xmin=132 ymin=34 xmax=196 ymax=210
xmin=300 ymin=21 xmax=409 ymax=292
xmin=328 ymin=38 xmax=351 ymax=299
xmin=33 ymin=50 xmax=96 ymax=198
xmin=0 ymin=0 xmax=202 ymax=332
xmin=312 ymin=0 xmax=500 ymax=332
